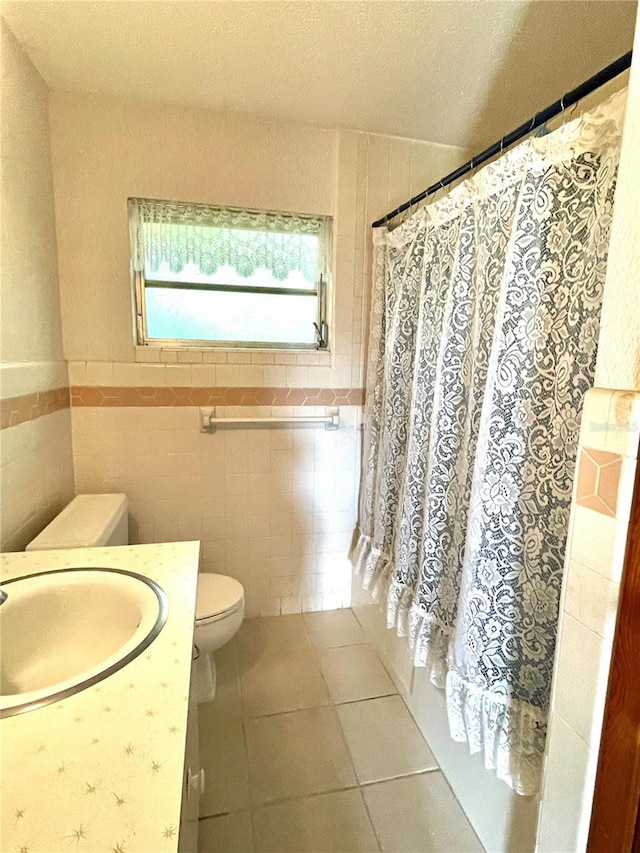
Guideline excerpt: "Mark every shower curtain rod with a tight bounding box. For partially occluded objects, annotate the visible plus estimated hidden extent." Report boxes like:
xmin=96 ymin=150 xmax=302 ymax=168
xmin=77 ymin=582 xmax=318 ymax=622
xmin=372 ymin=50 xmax=632 ymax=228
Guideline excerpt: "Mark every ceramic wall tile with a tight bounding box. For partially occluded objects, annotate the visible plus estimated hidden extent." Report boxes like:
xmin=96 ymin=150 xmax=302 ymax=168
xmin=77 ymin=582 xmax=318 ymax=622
xmin=538 ymin=389 xmax=640 ymax=852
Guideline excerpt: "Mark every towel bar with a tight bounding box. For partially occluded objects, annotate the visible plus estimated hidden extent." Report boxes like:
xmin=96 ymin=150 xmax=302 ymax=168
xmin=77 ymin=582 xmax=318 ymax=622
xmin=200 ymin=406 xmax=339 ymax=432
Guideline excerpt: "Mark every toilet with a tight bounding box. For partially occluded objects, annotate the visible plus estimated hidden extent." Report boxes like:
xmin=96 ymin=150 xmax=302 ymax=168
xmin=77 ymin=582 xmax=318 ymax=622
xmin=26 ymin=494 xmax=245 ymax=703
xmin=26 ymin=493 xmax=130 ymax=550
xmin=194 ymin=573 xmax=244 ymax=703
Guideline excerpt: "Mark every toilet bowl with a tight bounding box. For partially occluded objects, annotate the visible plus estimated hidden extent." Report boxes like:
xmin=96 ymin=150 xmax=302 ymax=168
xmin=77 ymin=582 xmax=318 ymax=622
xmin=194 ymin=573 xmax=245 ymax=703
xmin=26 ymin=494 xmax=245 ymax=704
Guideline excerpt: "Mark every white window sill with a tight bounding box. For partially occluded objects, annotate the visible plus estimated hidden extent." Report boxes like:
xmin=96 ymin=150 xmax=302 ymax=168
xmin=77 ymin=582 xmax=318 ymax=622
xmin=134 ymin=345 xmax=332 ymax=367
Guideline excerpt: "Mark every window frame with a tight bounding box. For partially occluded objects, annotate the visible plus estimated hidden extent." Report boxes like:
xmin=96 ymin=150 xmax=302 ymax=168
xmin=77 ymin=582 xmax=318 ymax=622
xmin=129 ymin=198 xmax=332 ymax=351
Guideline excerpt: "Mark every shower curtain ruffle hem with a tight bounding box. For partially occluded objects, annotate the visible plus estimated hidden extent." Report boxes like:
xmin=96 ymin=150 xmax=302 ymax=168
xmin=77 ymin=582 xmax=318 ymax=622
xmin=446 ymin=671 xmax=547 ymax=797
xmin=353 ymin=533 xmax=453 ymax=689
xmin=352 ymin=530 xmax=545 ymax=795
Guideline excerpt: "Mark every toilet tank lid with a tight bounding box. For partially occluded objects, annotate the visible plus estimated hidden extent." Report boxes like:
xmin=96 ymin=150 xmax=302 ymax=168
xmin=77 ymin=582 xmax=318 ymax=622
xmin=196 ymin=573 xmax=244 ymax=620
xmin=26 ymin=494 xmax=128 ymax=551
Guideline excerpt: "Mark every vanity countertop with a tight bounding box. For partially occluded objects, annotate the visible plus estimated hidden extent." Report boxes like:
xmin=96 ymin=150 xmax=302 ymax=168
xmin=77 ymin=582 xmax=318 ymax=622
xmin=0 ymin=541 xmax=200 ymax=853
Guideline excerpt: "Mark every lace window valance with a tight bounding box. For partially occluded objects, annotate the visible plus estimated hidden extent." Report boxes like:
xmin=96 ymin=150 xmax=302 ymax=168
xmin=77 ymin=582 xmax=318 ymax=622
xmin=131 ymin=198 xmax=330 ymax=290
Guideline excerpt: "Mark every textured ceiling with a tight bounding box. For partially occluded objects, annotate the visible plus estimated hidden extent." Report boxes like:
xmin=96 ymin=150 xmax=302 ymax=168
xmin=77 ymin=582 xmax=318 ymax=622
xmin=2 ymin=1 xmax=637 ymax=148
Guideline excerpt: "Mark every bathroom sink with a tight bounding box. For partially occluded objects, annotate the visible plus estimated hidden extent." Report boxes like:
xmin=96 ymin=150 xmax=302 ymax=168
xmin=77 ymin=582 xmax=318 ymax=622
xmin=0 ymin=567 xmax=168 ymax=717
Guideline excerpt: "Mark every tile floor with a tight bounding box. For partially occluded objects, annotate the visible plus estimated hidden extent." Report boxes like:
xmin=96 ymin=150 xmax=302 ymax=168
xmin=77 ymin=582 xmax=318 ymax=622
xmin=197 ymin=609 xmax=483 ymax=852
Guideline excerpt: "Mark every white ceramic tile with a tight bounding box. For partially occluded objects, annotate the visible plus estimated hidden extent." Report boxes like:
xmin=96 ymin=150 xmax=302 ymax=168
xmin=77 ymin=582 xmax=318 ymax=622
xmin=198 ymin=811 xmax=255 ymax=853
xmin=279 ymin=595 xmax=302 ymax=614
xmin=110 ymin=362 xmax=140 ymax=386
xmin=537 ymin=714 xmax=594 ymax=853
xmin=244 ymin=706 xmax=357 ymax=805
xmin=317 ymin=644 xmax=396 ymax=704
xmin=285 ymin=366 xmax=309 ymax=387
xmin=553 ymin=652 xmax=608 ymax=748
xmin=564 ymin=559 xmax=621 ymax=639
xmin=0 ymin=361 xmax=68 ymax=397
xmin=303 ymin=608 xmax=367 ymax=647
xmin=178 ymin=349 xmax=203 ymax=363
xmin=198 ymin=719 xmax=251 ymax=817
xmin=216 ymin=364 xmax=240 ymax=385
xmin=67 ymin=360 xmax=87 ymax=385
xmin=237 ymin=365 xmax=264 ymax=386
xmin=237 ymin=614 xmax=311 ymax=664
xmin=570 ymin=505 xmax=629 ymax=581
xmin=239 ymin=647 xmax=329 ymax=718
xmin=190 ymin=364 xmax=217 ymax=387
xmin=227 ymin=352 xmax=251 ymax=364
xmin=616 ymin=455 xmax=639 ymax=520
xmin=135 ymin=346 xmax=161 ymax=362
xmin=203 ymin=351 xmax=228 ymax=364
xmin=165 ymin=364 xmax=192 ymax=385
xmin=160 ymin=349 xmax=178 ymax=363
xmin=552 ymin=613 xmax=611 ymax=716
xmin=337 ymin=695 xmax=438 ymax=783
xmin=253 ymin=789 xmax=378 ymax=852
xmin=363 ymin=771 xmax=482 ymax=853
xmin=138 ymin=363 xmax=166 ymax=385
xmin=85 ymin=360 xmax=114 ymax=385
xmin=262 ymin=366 xmax=286 ymax=385
xmin=578 ymin=388 xmax=612 ymax=450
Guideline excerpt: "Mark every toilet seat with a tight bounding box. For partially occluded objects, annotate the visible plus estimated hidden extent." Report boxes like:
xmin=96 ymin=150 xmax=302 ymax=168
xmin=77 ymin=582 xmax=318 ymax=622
xmin=196 ymin=573 xmax=244 ymax=625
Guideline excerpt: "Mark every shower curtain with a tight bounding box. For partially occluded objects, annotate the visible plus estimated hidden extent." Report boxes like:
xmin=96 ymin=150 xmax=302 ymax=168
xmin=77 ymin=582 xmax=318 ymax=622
xmin=353 ymin=89 xmax=626 ymax=796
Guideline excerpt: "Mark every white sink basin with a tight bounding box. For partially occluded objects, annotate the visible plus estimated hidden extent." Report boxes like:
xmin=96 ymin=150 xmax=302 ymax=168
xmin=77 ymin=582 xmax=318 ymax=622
xmin=0 ymin=568 xmax=168 ymax=717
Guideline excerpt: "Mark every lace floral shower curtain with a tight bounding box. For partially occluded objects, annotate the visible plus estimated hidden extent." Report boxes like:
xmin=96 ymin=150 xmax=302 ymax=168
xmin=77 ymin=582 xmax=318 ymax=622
xmin=353 ymin=90 xmax=626 ymax=796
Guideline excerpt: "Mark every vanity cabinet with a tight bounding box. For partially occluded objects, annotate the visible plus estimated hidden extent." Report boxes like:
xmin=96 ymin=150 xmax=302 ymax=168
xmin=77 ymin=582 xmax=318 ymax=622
xmin=179 ymin=649 xmax=202 ymax=852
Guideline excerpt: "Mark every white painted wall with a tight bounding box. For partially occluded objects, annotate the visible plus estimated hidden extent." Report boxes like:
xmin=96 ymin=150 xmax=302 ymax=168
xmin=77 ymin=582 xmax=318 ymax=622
xmin=536 ymin=391 xmax=639 ymax=852
xmin=596 ymin=34 xmax=640 ymax=391
xmin=0 ymin=22 xmax=74 ymax=550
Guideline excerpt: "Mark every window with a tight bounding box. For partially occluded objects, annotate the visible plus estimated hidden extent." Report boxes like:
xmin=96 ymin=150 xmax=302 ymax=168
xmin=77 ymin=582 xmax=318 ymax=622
xmin=129 ymin=198 xmax=331 ymax=349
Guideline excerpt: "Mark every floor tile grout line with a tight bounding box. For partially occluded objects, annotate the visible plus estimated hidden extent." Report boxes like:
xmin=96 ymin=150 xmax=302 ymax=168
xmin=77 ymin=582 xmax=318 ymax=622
xmin=199 ymin=768 xmax=443 ymax=820
xmin=234 ymin=613 xmax=393 ymax=721
xmin=347 ymin=610 xmax=483 ymax=845
xmin=202 ymin=611 xmax=480 ymax=848
xmin=312 ymin=613 xmax=370 ymax=795
xmin=234 ymin=687 xmax=400 ymax=723
xmin=356 ymin=784 xmax=384 ymax=853
xmin=240 ymin=714 xmax=259 ymax=841
xmin=348 ymin=608 xmax=444 ymax=772
xmin=312 ymin=638 xmax=399 ymax=705
xmin=251 ymin=780 xmax=361 ymax=811
xmin=358 ymin=766 xmax=441 ymax=788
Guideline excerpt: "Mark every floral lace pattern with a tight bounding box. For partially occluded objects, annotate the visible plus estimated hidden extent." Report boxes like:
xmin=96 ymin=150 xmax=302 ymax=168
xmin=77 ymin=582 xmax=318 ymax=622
xmin=354 ymin=89 xmax=626 ymax=795
xmin=132 ymin=199 xmax=328 ymax=283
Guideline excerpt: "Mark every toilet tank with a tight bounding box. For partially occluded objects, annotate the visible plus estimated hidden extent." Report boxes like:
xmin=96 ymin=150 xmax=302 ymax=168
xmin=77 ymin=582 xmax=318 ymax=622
xmin=26 ymin=494 xmax=129 ymax=551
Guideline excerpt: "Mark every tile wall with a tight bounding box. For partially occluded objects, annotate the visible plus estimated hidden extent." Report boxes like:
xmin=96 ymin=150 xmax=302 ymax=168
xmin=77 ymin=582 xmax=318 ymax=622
xmin=0 ymin=24 xmax=74 ymax=550
xmin=48 ymin=92 xmax=465 ymax=614
xmin=0 ymin=364 xmax=74 ymax=552
xmin=71 ymin=404 xmax=360 ymax=617
xmin=536 ymin=389 xmax=640 ymax=851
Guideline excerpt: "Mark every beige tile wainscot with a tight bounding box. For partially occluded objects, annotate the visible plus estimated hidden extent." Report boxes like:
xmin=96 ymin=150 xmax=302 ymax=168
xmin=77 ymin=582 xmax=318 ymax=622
xmin=0 ymin=541 xmax=200 ymax=853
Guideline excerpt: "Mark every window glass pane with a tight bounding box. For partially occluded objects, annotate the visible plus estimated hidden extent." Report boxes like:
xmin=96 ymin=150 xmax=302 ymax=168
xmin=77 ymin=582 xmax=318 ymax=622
xmin=145 ymin=287 xmax=317 ymax=345
xmin=143 ymin=224 xmax=319 ymax=290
